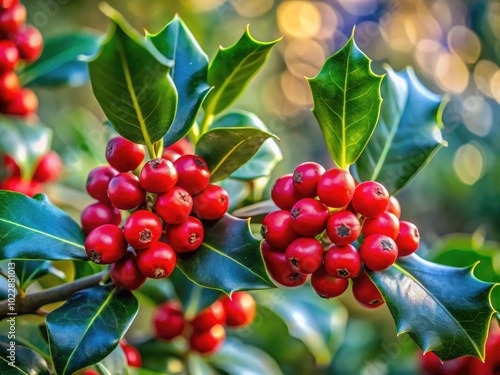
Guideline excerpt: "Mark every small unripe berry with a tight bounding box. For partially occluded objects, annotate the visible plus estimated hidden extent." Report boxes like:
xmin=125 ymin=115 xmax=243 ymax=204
xmin=86 ymin=165 xmax=118 ymax=205
xmin=352 ymin=271 xmax=384 ymax=308
xmin=110 ymin=252 xmax=147 ymax=291
xmin=285 ymin=237 xmax=324 ymax=274
xmin=155 ymin=186 xmax=193 ymax=224
xmin=362 ymin=212 xmax=400 ymax=240
xmin=165 ymin=216 xmax=204 ymax=253
xmin=193 ymin=184 xmax=229 ymax=220
xmin=293 ymin=162 xmax=325 ymax=197
xmin=311 ymin=265 xmax=349 ymax=298
xmin=105 ymin=136 xmax=145 ymax=172
xmin=261 ymin=241 xmax=307 ymax=287
xmin=352 ymin=181 xmax=389 ymax=218
xmin=271 ymin=174 xmax=302 ymax=211
xmin=136 ymin=242 xmax=176 ymax=279
xmin=123 ymin=210 xmax=162 ymax=250
xmin=139 ymin=158 xmax=178 ymax=193
xmin=191 ymin=300 xmax=226 ymax=331
xmin=173 ymin=154 xmax=210 ymax=195
xmin=84 ymin=224 xmax=127 ymax=264
xmin=289 ymin=198 xmax=329 ymax=237
xmin=326 ymin=210 xmax=361 ymax=246
xmin=154 ymin=300 xmax=186 ymax=341
xmin=107 ymin=172 xmax=146 ymax=210
xmin=317 ymin=168 xmax=355 ymax=208
xmin=324 ymin=244 xmax=362 ymax=279
xmin=360 ymin=234 xmax=398 ymax=271
xmin=396 ymin=221 xmax=420 ymax=257
xmin=80 ymin=202 xmax=121 ymax=235
xmin=261 ymin=210 xmax=299 ymax=250
xmin=189 ymin=324 xmax=226 ymax=355
xmin=220 ymin=292 xmax=256 ymax=328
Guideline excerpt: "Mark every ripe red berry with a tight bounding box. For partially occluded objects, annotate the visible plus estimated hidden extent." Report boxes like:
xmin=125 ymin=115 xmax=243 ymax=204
xmin=86 ymin=166 xmax=118 ymax=205
xmin=173 ymin=154 xmax=210 ymax=195
xmin=0 ymin=40 xmax=18 ymax=70
xmin=105 ymin=136 xmax=145 ymax=172
xmin=124 ymin=210 xmax=162 ymax=250
xmin=0 ymin=0 xmax=19 ymax=10
xmin=1 ymin=88 xmax=38 ymax=116
xmin=110 ymin=252 xmax=147 ymax=291
xmin=220 ymin=292 xmax=256 ymax=328
xmin=166 ymin=138 xmax=194 ymax=155
xmin=326 ymin=210 xmax=361 ymax=246
xmin=107 ymin=172 xmax=146 ymax=210
xmin=0 ymin=177 xmax=39 ymax=196
xmin=121 ymin=344 xmax=142 ymax=367
xmin=311 ymin=265 xmax=349 ymax=298
xmin=261 ymin=241 xmax=307 ymax=287
xmin=10 ymin=25 xmax=43 ymax=62
xmin=84 ymin=224 xmax=127 ymax=264
xmin=165 ymin=216 xmax=204 ymax=253
xmin=261 ymin=210 xmax=299 ymax=250
xmin=293 ymin=162 xmax=325 ymax=197
xmin=324 ymin=244 xmax=361 ymax=279
xmin=0 ymin=70 xmax=19 ymax=101
xmin=352 ymin=181 xmax=389 ymax=218
xmin=285 ymin=237 xmax=324 ymax=274
xmin=362 ymin=212 xmax=399 ymax=240
xmin=193 ymin=184 xmax=229 ymax=220
xmin=289 ymin=198 xmax=329 ymax=237
xmin=32 ymin=151 xmax=63 ymax=183
xmin=191 ymin=300 xmax=226 ymax=331
xmin=156 ymin=186 xmax=193 ymax=224
xmin=360 ymin=234 xmax=398 ymax=271
xmin=80 ymin=202 xmax=121 ymax=235
xmin=136 ymin=242 xmax=176 ymax=279
xmin=154 ymin=300 xmax=186 ymax=341
xmin=386 ymin=195 xmax=401 ymax=219
xmin=271 ymin=174 xmax=302 ymax=211
xmin=139 ymin=158 xmax=178 ymax=193
xmin=0 ymin=3 xmax=25 ymax=35
xmin=83 ymin=370 xmax=100 ymax=375
xmin=317 ymin=168 xmax=355 ymax=208
xmin=162 ymin=149 xmax=181 ymax=163
xmin=352 ymin=271 xmax=384 ymax=308
xmin=189 ymin=324 xmax=226 ymax=355
xmin=396 ymin=221 xmax=420 ymax=257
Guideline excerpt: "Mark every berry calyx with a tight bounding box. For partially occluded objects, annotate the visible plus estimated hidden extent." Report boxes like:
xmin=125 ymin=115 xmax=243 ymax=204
xmin=105 ymin=136 xmax=145 ymax=172
xmin=311 ymin=265 xmax=349 ymax=298
xmin=271 ymin=174 xmax=302 ymax=211
xmin=352 ymin=271 xmax=384 ymax=308
xmin=316 ymin=168 xmax=355 ymax=208
xmin=80 ymin=202 xmax=121 ymax=235
xmin=123 ymin=210 xmax=162 ymax=250
xmin=220 ymin=292 xmax=256 ymax=327
xmin=32 ymin=151 xmax=63 ymax=183
xmin=189 ymin=324 xmax=226 ymax=355
xmin=289 ymin=198 xmax=329 ymax=237
xmin=360 ymin=234 xmax=398 ymax=271
xmin=136 ymin=242 xmax=176 ymax=279
xmin=362 ymin=212 xmax=400 ymax=240
xmin=352 ymin=181 xmax=389 ymax=218
xmin=155 ymin=186 xmax=193 ymax=224
xmin=173 ymin=154 xmax=210 ymax=195
xmin=154 ymin=300 xmax=186 ymax=341
xmin=285 ymin=237 xmax=324 ymax=274
xmin=324 ymin=244 xmax=362 ymax=279
xmin=326 ymin=210 xmax=361 ymax=246
xmin=261 ymin=210 xmax=299 ymax=250
xmin=293 ymin=162 xmax=325 ymax=197
xmin=86 ymin=165 xmax=118 ymax=205
xmin=139 ymin=158 xmax=178 ymax=193
xmin=107 ymin=172 xmax=146 ymax=210
xmin=191 ymin=300 xmax=226 ymax=331
xmin=165 ymin=216 xmax=204 ymax=253
xmin=261 ymin=241 xmax=307 ymax=287
xmin=110 ymin=252 xmax=147 ymax=291
xmin=84 ymin=224 xmax=127 ymax=264
xmin=193 ymin=184 xmax=229 ymax=220
xmin=396 ymin=221 xmax=420 ymax=257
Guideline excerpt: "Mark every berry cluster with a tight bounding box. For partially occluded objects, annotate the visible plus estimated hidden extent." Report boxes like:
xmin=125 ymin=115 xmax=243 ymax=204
xmin=0 ymin=0 xmax=43 ymax=117
xmin=261 ymin=162 xmax=420 ymax=307
xmin=154 ymin=292 xmax=256 ymax=355
xmin=82 ymin=136 xmax=229 ymax=289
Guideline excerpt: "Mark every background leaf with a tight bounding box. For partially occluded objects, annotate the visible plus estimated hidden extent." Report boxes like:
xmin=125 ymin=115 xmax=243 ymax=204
xmin=46 ymin=284 xmax=138 ymax=375
xmin=369 ymin=254 xmax=496 ymax=361
xmin=0 ymin=339 xmax=50 ymax=375
xmin=356 ymin=67 xmax=447 ymax=193
xmin=307 ymin=32 xmax=383 ymax=169
xmin=0 ymin=192 xmax=86 ymax=261
xmin=95 ymin=345 xmax=128 ymax=375
xmin=0 ymin=321 xmax=50 ymax=360
xmin=19 ymin=31 xmax=101 ymax=87
xmin=147 ymin=16 xmax=211 ymax=146
xmin=14 ymin=260 xmax=66 ymax=289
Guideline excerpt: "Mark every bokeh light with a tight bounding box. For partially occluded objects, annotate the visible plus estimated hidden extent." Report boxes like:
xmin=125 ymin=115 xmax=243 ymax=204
xmin=453 ymin=143 xmax=484 ymax=186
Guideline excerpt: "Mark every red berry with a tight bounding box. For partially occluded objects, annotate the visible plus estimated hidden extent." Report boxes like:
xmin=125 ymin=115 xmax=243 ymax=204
xmin=0 ymin=3 xmax=25 ymax=35
xmin=84 ymin=224 xmax=127 ymax=264
xmin=110 ymin=252 xmax=147 ymax=291
xmin=10 ymin=25 xmax=43 ymax=62
xmin=32 ymin=151 xmax=63 ymax=183
xmin=156 ymin=186 xmax=193 ymax=224
xmin=121 ymin=344 xmax=141 ymax=368
xmin=162 ymin=149 xmax=181 ymax=163
xmin=352 ymin=271 xmax=384 ymax=308
xmin=3 ymin=154 xmax=20 ymax=178
xmin=289 ymin=198 xmax=329 ymax=237
xmin=396 ymin=221 xmax=420 ymax=257
xmin=154 ymin=300 xmax=186 ymax=341
xmin=220 ymin=292 xmax=256 ymax=328
xmin=0 ymin=70 xmax=19 ymax=101
xmin=166 ymin=138 xmax=194 ymax=155
xmin=326 ymin=210 xmax=361 ymax=246
xmin=1 ymin=88 xmax=38 ymax=116
xmin=362 ymin=212 xmax=400 ymax=241
xmin=165 ymin=216 xmax=204 ymax=253
xmin=352 ymin=181 xmax=389 ymax=218
xmin=0 ymin=0 xmax=18 ymax=11
xmin=105 ymin=136 xmax=145 ymax=172
xmin=139 ymin=158 xmax=178 ymax=193
xmin=191 ymin=300 xmax=226 ymax=331
xmin=136 ymin=242 xmax=176 ymax=279
xmin=271 ymin=174 xmax=302 ymax=211
xmin=86 ymin=166 xmax=118 ymax=205
xmin=107 ymin=172 xmax=146 ymax=210
xmin=324 ymin=244 xmax=361 ymax=279
xmin=293 ymin=162 xmax=325 ymax=197
xmin=0 ymin=40 xmax=18 ymax=70
xmin=83 ymin=370 xmax=100 ymax=375
xmin=261 ymin=210 xmax=299 ymax=250
xmin=311 ymin=265 xmax=349 ymax=298
xmin=261 ymin=241 xmax=307 ymax=287
xmin=0 ymin=177 xmax=38 ymax=196
xmin=193 ymin=184 xmax=229 ymax=220
xmin=386 ymin=195 xmax=401 ymax=219
xmin=360 ymin=234 xmax=398 ymax=271
xmin=80 ymin=202 xmax=121 ymax=235
xmin=317 ymin=168 xmax=355 ymax=208
xmin=173 ymin=154 xmax=210 ymax=195
xmin=189 ymin=324 xmax=226 ymax=355
xmin=124 ymin=210 xmax=162 ymax=250
xmin=285 ymin=237 xmax=324 ymax=274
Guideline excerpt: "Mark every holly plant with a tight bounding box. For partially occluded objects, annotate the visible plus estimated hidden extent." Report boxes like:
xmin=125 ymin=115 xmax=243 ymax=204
xmin=0 ymin=3 xmax=497 ymax=375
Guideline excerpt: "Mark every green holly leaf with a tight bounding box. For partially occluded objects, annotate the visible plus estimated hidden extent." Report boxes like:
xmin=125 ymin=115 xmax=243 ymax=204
xmin=88 ymin=4 xmax=177 ymax=147
xmin=0 ymin=192 xmax=86 ymax=261
xmin=47 ymin=284 xmax=138 ymax=375
xmin=196 ymin=127 xmax=278 ymax=182
xmin=209 ymin=111 xmax=282 ymax=180
xmin=0 ymin=339 xmax=50 ymax=375
xmin=95 ymin=345 xmax=128 ymax=375
xmin=204 ymin=27 xmax=280 ymax=115
xmin=0 ymin=321 xmax=50 ymax=360
xmin=356 ymin=67 xmax=447 ymax=193
xmin=147 ymin=16 xmax=211 ymax=146
xmin=369 ymin=254 xmax=496 ymax=361
xmin=176 ymin=214 xmax=275 ymax=295
xmin=19 ymin=31 xmax=101 ymax=87
xmin=307 ymin=31 xmax=383 ymax=169
xmin=14 ymin=260 xmax=67 ymax=289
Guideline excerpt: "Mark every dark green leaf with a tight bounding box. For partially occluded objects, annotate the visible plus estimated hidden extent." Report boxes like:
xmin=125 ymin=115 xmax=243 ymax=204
xmin=356 ymin=67 xmax=447 ymax=193
xmin=88 ymin=4 xmax=177 ymax=145
xmin=196 ymin=127 xmax=278 ymax=182
xmin=0 ymin=321 xmax=50 ymax=359
xmin=209 ymin=111 xmax=282 ymax=180
xmin=47 ymin=284 xmax=138 ymax=375
xmin=0 ymin=339 xmax=50 ymax=375
xmin=135 ymin=338 xmax=186 ymax=373
xmin=176 ymin=214 xmax=275 ymax=295
xmin=204 ymin=27 xmax=280 ymax=115
xmin=307 ymin=32 xmax=383 ymax=169
xmin=73 ymin=260 xmax=103 ymax=279
xmin=0 ymin=192 xmax=86 ymax=261
xmin=147 ymin=16 xmax=211 ymax=146
xmin=14 ymin=260 xmax=66 ymax=289
xmin=96 ymin=345 xmax=128 ymax=375
xmin=369 ymin=254 xmax=496 ymax=361
xmin=20 ymin=32 xmax=101 ymax=87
